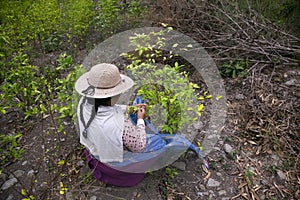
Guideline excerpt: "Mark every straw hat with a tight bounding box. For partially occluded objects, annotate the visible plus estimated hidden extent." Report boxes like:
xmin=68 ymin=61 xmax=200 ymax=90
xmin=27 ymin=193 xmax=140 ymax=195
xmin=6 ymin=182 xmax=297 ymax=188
xmin=75 ymin=63 xmax=134 ymax=98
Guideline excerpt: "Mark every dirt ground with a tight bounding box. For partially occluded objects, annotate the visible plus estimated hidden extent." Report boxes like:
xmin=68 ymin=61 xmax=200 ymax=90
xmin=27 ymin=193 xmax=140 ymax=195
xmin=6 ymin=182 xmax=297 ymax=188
xmin=1 ymin=1 xmax=299 ymax=200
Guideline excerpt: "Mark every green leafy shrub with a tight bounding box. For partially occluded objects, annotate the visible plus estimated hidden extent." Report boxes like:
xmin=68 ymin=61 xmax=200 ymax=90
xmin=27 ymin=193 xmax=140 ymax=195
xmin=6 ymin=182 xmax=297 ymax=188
xmin=220 ymin=60 xmax=248 ymax=78
xmin=94 ymin=0 xmax=144 ymax=37
xmin=0 ymin=0 xmax=145 ymax=56
xmin=0 ymin=52 xmax=82 ymax=165
xmin=123 ymin=28 xmax=202 ymax=133
xmin=0 ymin=0 xmax=61 ymax=53
xmin=0 ymin=52 xmax=41 ymax=115
xmin=0 ymin=133 xmax=24 ymax=164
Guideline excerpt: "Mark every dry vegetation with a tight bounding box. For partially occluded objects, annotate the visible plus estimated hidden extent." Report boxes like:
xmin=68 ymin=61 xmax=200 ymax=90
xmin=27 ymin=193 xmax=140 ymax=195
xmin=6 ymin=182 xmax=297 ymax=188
xmin=145 ymin=0 xmax=299 ymax=199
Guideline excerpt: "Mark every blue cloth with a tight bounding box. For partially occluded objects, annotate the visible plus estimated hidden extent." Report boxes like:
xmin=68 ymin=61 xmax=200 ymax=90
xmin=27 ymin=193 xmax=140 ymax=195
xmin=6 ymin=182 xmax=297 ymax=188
xmin=106 ymin=96 xmax=209 ymax=173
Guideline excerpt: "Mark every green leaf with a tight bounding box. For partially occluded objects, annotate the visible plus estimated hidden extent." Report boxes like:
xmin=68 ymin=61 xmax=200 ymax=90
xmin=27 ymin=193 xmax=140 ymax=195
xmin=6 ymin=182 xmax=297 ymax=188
xmin=57 ymin=160 xmax=65 ymax=165
xmin=21 ymin=188 xmax=27 ymax=196
xmin=198 ymin=96 xmax=205 ymax=100
xmin=1 ymin=109 xmax=6 ymax=114
xmin=198 ymin=104 xmax=204 ymax=112
xmin=216 ymin=95 xmax=223 ymax=100
xmin=193 ymin=84 xmax=200 ymax=89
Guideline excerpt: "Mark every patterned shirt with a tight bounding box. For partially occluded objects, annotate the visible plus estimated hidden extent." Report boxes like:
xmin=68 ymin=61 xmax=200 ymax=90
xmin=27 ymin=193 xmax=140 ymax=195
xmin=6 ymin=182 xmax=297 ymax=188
xmin=122 ymin=118 xmax=146 ymax=152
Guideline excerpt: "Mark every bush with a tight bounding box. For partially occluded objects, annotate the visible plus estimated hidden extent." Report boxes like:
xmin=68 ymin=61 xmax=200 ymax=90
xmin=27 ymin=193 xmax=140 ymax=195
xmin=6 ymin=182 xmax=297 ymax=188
xmin=123 ymin=28 xmax=202 ymax=133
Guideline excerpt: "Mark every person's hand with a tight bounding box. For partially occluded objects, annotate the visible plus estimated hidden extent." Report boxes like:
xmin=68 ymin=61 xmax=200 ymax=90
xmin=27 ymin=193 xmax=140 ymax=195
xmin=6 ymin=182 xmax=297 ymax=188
xmin=136 ymin=104 xmax=146 ymax=119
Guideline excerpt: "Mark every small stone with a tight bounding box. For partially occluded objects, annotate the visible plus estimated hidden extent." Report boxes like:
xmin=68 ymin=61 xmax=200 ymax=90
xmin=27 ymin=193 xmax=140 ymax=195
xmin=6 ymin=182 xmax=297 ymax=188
xmin=207 ymin=178 xmax=221 ymax=187
xmin=22 ymin=161 xmax=28 ymax=166
xmin=13 ymin=170 xmax=25 ymax=178
xmin=224 ymin=144 xmax=233 ymax=154
xmin=199 ymin=184 xmax=206 ymax=191
xmin=171 ymin=161 xmax=186 ymax=171
xmin=213 ymin=146 xmax=221 ymax=151
xmin=216 ymin=172 xmax=222 ymax=177
xmin=6 ymin=194 xmax=14 ymax=200
xmin=1 ymin=178 xmax=18 ymax=190
xmin=235 ymin=94 xmax=244 ymax=100
xmin=89 ymin=196 xmax=97 ymax=200
xmin=27 ymin=170 xmax=35 ymax=177
xmin=285 ymin=79 xmax=297 ymax=86
xmin=0 ymin=173 xmax=7 ymax=181
xmin=197 ymin=191 xmax=209 ymax=196
xmin=276 ymin=170 xmax=286 ymax=183
xmin=260 ymin=194 xmax=266 ymax=200
xmin=218 ymin=140 xmax=224 ymax=145
xmin=77 ymin=160 xmax=85 ymax=167
xmin=218 ymin=190 xmax=227 ymax=196
xmin=133 ymin=192 xmax=138 ymax=197
xmin=208 ymin=190 xmax=215 ymax=195
xmin=221 ymin=198 xmax=230 ymax=200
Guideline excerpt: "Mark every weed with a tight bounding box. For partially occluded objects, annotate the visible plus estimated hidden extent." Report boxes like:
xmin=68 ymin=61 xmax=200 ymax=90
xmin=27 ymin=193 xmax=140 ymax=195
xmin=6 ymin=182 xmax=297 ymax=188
xmin=80 ymin=172 xmax=94 ymax=184
xmin=223 ymin=163 xmax=231 ymax=171
xmin=220 ymin=60 xmax=248 ymax=78
xmin=264 ymin=165 xmax=279 ymax=174
xmin=158 ymin=167 xmax=179 ymax=199
xmin=165 ymin=167 xmax=178 ymax=179
xmin=0 ymin=133 xmax=24 ymax=164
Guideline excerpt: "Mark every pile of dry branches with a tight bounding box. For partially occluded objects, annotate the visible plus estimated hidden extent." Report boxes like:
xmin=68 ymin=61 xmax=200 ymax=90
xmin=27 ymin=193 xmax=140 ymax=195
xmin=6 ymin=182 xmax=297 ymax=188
xmin=147 ymin=0 xmax=300 ymax=66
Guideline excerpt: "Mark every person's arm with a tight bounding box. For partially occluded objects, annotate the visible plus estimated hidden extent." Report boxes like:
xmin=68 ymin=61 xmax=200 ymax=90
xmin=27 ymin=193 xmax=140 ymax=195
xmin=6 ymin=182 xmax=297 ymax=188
xmin=122 ymin=104 xmax=146 ymax=152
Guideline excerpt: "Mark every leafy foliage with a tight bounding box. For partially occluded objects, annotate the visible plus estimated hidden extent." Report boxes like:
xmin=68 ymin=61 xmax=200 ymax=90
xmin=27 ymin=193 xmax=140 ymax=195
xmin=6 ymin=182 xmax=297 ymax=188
xmin=95 ymin=0 xmax=143 ymax=35
xmin=0 ymin=133 xmax=24 ymax=164
xmin=123 ymin=28 xmax=202 ymax=133
xmin=0 ymin=52 xmax=82 ymax=165
xmin=220 ymin=60 xmax=248 ymax=78
xmin=0 ymin=0 xmax=144 ymax=56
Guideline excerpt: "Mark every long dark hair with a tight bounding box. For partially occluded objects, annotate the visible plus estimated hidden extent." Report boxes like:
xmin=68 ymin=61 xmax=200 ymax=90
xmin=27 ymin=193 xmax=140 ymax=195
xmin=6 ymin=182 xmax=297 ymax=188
xmin=80 ymin=97 xmax=112 ymax=138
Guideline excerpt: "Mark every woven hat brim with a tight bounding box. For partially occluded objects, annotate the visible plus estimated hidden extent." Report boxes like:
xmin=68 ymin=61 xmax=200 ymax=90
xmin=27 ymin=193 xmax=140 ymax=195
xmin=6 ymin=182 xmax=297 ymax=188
xmin=75 ymin=72 xmax=134 ymax=99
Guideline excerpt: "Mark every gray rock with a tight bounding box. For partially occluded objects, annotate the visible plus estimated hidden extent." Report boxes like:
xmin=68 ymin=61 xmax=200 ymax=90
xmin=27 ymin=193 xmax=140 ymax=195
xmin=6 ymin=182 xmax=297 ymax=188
xmin=216 ymin=172 xmax=222 ymax=177
xmin=13 ymin=170 xmax=25 ymax=178
xmin=276 ymin=170 xmax=286 ymax=183
xmin=218 ymin=140 xmax=224 ymax=145
xmin=218 ymin=190 xmax=227 ymax=196
xmin=235 ymin=94 xmax=245 ymax=100
xmin=77 ymin=160 xmax=85 ymax=167
xmin=224 ymin=144 xmax=233 ymax=154
xmin=221 ymin=198 xmax=230 ymax=200
xmin=1 ymin=178 xmax=18 ymax=190
xmin=260 ymin=194 xmax=266 ymax=200
xmin=285 ymin=79 xmax=297 ymax=86
xmin=27 ymin=170 xmax=35 ymax=177
xmin=0 ymin=173 xmax=8 ymax=181
xmin=207 ymin=178 xmax=221 ymax=187
xmin=208 ymin=190 xmax=215 ymax=195
xmin=197 ymin=191 xmax=209 ymax=196
xmin=171 ymin=161 xmax=186 ymax=171
xmin=6 ymin=194 xmax=14 ymax=200
xmin=199 ymin=184 xmax=206 ymax=191
xmin=22 ymin=161 xmax=28 ymax=166
xmin=89 ymin=196 xmax=97 ymax=200
xmin=213 ymin=146 xmax=221 ymax=151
